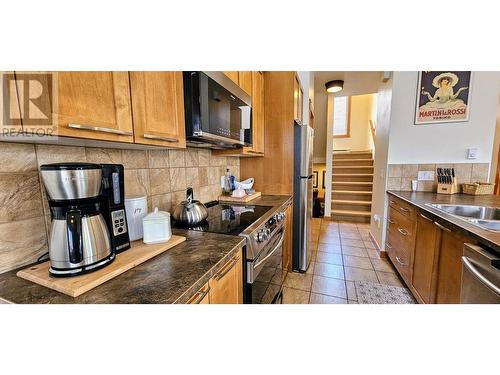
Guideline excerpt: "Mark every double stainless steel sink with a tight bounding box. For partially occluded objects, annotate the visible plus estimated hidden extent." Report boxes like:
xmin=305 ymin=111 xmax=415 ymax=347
xmin=427 ymin=204 xmax=500 ymax=232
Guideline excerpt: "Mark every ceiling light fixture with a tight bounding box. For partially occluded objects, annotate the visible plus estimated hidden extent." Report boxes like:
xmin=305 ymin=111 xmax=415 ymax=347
xmin=325 ymin=80 xmax=344 ymax=93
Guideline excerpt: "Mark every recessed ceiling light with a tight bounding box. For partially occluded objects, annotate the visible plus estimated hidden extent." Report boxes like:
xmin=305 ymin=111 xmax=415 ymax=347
xmin=325 ymin=80 xmax=344 ymax=93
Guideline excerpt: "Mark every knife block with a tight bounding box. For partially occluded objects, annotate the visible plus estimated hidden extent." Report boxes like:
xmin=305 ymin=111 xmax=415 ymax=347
xmin=437 ymin=178 xmax=459 ymax=195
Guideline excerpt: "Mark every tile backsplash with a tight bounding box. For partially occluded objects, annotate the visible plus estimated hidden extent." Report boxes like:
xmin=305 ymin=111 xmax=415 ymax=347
xmin=0 ymin=142 xmax=239 ymax=274
xmin=387 ymin=162 xmax=490 ymax=192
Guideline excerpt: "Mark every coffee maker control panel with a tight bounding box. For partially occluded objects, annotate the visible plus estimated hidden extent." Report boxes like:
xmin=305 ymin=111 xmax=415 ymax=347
xmin=111 ymin=209 xmax=128 ymax=236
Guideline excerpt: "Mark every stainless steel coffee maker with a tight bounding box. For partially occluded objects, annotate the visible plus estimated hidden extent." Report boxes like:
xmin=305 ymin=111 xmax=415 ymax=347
xmin=40 ymin=163 xmax=115 ymax=276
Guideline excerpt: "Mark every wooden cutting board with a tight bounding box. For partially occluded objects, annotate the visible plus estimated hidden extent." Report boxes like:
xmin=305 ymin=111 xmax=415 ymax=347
xmin=218 ymin=191 xmax=261 ymax=203
xmin=17 ymin=235 xmax=186 ymax=297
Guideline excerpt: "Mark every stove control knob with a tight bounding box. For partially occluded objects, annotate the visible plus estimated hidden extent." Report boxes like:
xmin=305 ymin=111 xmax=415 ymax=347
xmin=265 ymin=228 xmax=271 ymax=236
xmin=257 ymin=230 xmax=266 ymax=242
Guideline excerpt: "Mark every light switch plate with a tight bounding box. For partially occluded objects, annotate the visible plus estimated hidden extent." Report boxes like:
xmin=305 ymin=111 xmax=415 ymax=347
xmin=467 ymin=147 xmax=478 ymax=160
xmin=418 ymin=171 xmax=435 ymax=181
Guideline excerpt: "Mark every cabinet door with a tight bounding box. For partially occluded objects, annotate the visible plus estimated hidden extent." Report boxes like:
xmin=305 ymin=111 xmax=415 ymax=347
xmin=238 ymin=71 xmax=253 ymax=96
xmin=209 ymin=249 xmax=242 ymax=304
xmin=412 ymin=213 xmax=439 ymax=303
xmin=130 ymin=72 xmax=186 ymax=148
xmin=250 ymin=71 xmax=265 ymax=154
xmin=293 ymin=75 xmax=304 ymax=123
xmin=223 ymin=71 xmax=239 ymax=85
xmin=55 ymin=72 xmax=134 ymax=142
xmin=434 ymin=225 xmax=470 ymax=304
xmin=186 ymin=282 xmax=210 ymax=304
xmin=282 ymin=204 xmax=293 ymax=272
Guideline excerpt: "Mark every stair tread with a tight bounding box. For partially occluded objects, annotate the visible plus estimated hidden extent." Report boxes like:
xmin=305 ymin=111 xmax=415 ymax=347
xmin=332 ymin=181 xmax=373 ymax=185
xmin=331 ymin=209 xmax=371 ymax=217
xmin=332 ymin=173 xmax=374 ymax=176
xmin=333 ymin=190 xmax=373 ymax=194
xmin=333 ymin=150 xmax=372 ymax=154
xmin=333 ymin=158 xmax=375 ymax=162
xmin=332 ymin=199 xmax=372 ymax=205
xmin=333 ymin=166 xmax=374 ymax=169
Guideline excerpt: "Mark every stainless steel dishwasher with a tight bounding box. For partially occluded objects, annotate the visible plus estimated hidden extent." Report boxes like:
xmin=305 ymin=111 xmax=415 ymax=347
xmin=461 ymin=244 xmax=500 ymax=303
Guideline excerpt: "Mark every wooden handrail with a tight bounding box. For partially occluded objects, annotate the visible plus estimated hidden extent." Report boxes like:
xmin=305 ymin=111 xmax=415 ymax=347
xmin=369 ymin=119 xmax=376 ymax=143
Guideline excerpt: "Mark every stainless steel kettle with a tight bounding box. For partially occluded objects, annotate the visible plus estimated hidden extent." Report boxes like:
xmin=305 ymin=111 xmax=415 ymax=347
xmin=173 ymin=187 xmax=208 ymax=225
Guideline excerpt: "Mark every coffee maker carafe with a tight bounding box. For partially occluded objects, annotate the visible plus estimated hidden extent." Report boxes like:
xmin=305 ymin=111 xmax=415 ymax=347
xmin=40 ymin=163 xmax=116 ymax=276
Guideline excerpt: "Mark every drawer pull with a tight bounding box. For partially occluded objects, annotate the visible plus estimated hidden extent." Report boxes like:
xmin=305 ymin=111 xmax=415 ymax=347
xmin=433 ymin=221 xmax=451 ymax=233
xmin=399 ymin=207 xmax=410 ymax=213
xmin=68 ymin=123 xmax=133 ymax=136
xmin=144 ymin=133 xmax=179 ymax=143
xmin=214 ymin=259 xmax=237 ymax=280
xmin=396 ymin=256 xmax=408 ymax=266
xmin=397 ymin=228 xmax=409 ymax=236
xmin=387 ymin=218 xmax=396 ymax=225
xmin=190 ymin=286 xmax=211 ymax=304
xmin=419 ymin=213 xmax=433 ymax=222
xmin=386 ymin=242 xmax=393 ymax=250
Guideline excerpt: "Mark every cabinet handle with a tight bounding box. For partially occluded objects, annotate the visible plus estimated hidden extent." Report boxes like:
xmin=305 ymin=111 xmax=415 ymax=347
xmin=433 ymin=221 xmax=451 ymax=233
xmin=190 ymin=285 xmax=211 ymax=304
xmin=399 ymin=207 xmax=410 ymax=213
xmin=396 ymin=256 xmax=408 ymax=266
xmin=397 ymin=228 xmax=409 ymax=236
xmin=387 ymin=218 xmax=396 ymax=224
xmin=419 ymin=213 xmax=433 ymax=222
xmin=214 ymin=258 xmax=237 ymax=281
xmin=386 ymin=242 xmax=393 ymax=249
xmin=68 ymin=123 xmax=133 ymax=136
xmin=144 ymin=133 xmax=179 ymax=143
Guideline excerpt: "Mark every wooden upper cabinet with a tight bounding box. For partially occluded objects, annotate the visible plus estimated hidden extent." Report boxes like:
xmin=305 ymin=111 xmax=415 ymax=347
xmin=223 ymin=71 xmax=239 ymax=85
xmin=250 ymin=71 xmax=265 ymax=154
xmin=238 ymin=71 xmax=253 ymax=96
xmin=130 ymin=71 xmax=186 ymax=148
xmin=55 ymin=72 xmax=134 ymax=142
xmin=412 ymin=212 xmax=439 ymax=303
xmin=293 ymin=74 xmax=304 ymax=124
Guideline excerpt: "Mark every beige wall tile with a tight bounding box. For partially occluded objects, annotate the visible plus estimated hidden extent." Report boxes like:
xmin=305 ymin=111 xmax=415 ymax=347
xmin=171 ymin=190 xmax=186 ymax=209
xmin=169 ymin=168 xmax=186 ymax=192
xmin=169 ymin=149 xmax=186 ymax=167
xmin=400 ymin=178 xmax=414 ymax=191
xmin=185 ymin=167 xmax=199 ymax=188
xmin=418 ymin=164 xmax=436 ymax=174
xmin=471 ymin=163 xmax=490 ymax=182
xmin=0 ymin=172 xmax=43 ymax=223
xmin=211 ymin=155 xmax=227 ymax=167
xmin=207 ymin=166 xmax=220 ymax=185
xmin=388 ymin=164 xmax=402 ymax=178
xmin=417 ymin=181 xmax=435 ymax=192
xmin=85 ymin=147 xmax=122 ymax=164
xmin=387 ymin=177 xmax=401 ymax=190
xmin=198 ymin=149 xmax=210 ymax=166
xmin=0 ymin=143 xmax=37 ymax=172
xmin=0 ymin=217 xmax=47 ymax=273
xmin=453 ymin=163 xmax=472 ymax=180
xmin=198 ymin=167 xmax=209 ymax=186
xmin=151 ymin=193 xmax=172 ymax=212
xmin=401 ymin=164 xmax=418 ymax=178
xmin=185 ymin=149 xmax=199 ymax=167
xmin=122 ymin=150 xmax=148 ymax=169
xmin=124 ymin=169 xmax=150 ymax=196
xmin=36 ymin=145 xmax=86 ymax=166
xmin=149 ymin=168 xmax=171 ymax=195
xmin=148 ymin=150 xmax=169 ymax=168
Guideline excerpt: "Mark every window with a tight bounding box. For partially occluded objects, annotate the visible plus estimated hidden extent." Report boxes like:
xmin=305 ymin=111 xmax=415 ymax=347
xmin=333 ymin=96 xmax=351 ymax=138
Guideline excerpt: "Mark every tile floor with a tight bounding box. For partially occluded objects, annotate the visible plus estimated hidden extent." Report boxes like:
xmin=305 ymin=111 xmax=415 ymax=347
xmin=281 ymin=218 xmax=404 ymax=304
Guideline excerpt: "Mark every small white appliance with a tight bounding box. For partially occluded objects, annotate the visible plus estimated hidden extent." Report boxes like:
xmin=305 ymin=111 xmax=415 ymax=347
xmin=125 ymin=195 xmax=148 ymax=241
xmin=143 ymin=208 xmax=172 ymax=244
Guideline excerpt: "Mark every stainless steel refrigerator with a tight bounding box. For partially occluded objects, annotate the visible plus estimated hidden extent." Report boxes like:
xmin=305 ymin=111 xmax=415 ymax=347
xmin=292 ymin=121 xmax=314 ymax=272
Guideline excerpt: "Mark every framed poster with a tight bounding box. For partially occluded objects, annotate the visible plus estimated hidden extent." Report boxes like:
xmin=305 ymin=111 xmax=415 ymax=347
xmin=415 ymin=71 xmax=472 ymax=125
xmin=313 ymin=171 xmax=318 ymax=188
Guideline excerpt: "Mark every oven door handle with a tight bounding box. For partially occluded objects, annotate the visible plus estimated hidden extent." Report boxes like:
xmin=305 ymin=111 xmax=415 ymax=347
xmin=254 ymin=232 xmax=285 ymax=269
xmin=462 ymin=256 xmax=500 ymax=296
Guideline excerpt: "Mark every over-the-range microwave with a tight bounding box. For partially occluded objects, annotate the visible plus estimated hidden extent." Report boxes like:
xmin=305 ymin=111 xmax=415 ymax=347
xmin=183 ymin=71 xmax=252 ymax=149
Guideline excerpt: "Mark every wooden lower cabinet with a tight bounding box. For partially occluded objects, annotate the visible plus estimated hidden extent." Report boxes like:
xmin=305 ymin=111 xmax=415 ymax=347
xmin=187 ymin=282 xmax=210 ymax=304
xmin=282 ymin=204 xmax=293 ymax=272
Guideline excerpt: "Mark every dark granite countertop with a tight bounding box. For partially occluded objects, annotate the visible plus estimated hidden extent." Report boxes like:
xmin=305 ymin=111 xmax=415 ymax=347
xmin=387 ymin=191 xmax=500 ymax=253
xmin=0 ymin=194 xmax=292 ymax=304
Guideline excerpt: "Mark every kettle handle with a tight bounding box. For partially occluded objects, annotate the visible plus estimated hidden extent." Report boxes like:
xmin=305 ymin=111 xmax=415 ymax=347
xmin=66 ymin=210 xmax=83 ymax=264
xmin=186 ymin=187 xmax=193 ymax=203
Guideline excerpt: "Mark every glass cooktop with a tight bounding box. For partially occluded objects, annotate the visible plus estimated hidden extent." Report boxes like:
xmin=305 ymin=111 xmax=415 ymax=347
xmin=174 ymin=202 xmax=271 ymax=235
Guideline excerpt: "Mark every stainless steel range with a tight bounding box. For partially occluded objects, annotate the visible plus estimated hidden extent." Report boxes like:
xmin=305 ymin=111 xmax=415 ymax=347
xmin=174 ymin=201 xmax=290 ymax=303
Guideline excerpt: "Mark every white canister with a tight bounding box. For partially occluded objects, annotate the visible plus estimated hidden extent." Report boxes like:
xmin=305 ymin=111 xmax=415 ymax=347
xmin=125 ymin=195 xmax=148 ymax=241
xmin=143 ymin=207 xmax=172 ymax=244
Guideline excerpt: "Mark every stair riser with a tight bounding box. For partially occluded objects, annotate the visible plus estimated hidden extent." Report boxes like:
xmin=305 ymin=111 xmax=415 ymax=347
xmin=332 ymin=184 xmax=372 ymax=192
xmin=333 ymin=159 xmax=374 ymax=166
xmin=333 ymin=153 xmax=373 ymax=160
xmin=331 ymin=214 xmax=370 ymax=224
xmin=333 ymin=167 xmax=374 ymax=174
xmin=333 ymin=175 xmax=373 ymax=182
xmin=332 ymin=193 xmax=372 ymax=201
xmin=332 ymin=203 xmax=372 ymax=212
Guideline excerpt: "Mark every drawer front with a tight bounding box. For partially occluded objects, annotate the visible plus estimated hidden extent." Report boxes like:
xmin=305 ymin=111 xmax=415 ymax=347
xmin=387 ymin=208 xmax=415 ymax=252
xmin=389 ymin=196 xmax=415 ymax=219
xmin=187 ymin=282 xmax=211 ymax=304
xmin=386 ymin=231 xmax=411 ymax=282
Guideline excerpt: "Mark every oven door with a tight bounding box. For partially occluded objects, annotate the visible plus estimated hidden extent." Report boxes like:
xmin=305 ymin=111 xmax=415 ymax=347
xmin=245 ymin=227 xmax=286 ymax=304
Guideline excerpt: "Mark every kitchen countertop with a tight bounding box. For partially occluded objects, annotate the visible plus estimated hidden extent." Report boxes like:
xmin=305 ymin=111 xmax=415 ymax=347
xmin=387 ymin=191 xmax=500 ymax=253
xmin=0 ymin=194 xmax=292 ymax=304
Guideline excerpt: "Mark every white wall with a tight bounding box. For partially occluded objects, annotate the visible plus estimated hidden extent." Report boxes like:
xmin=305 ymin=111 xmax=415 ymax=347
xmin=387 ymin=71 xmax=500 ymax=165
xmin=298 ymin=71 xmax=315 ymax=125
xmin=369 ymin=79 xmax=393 ymax=248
